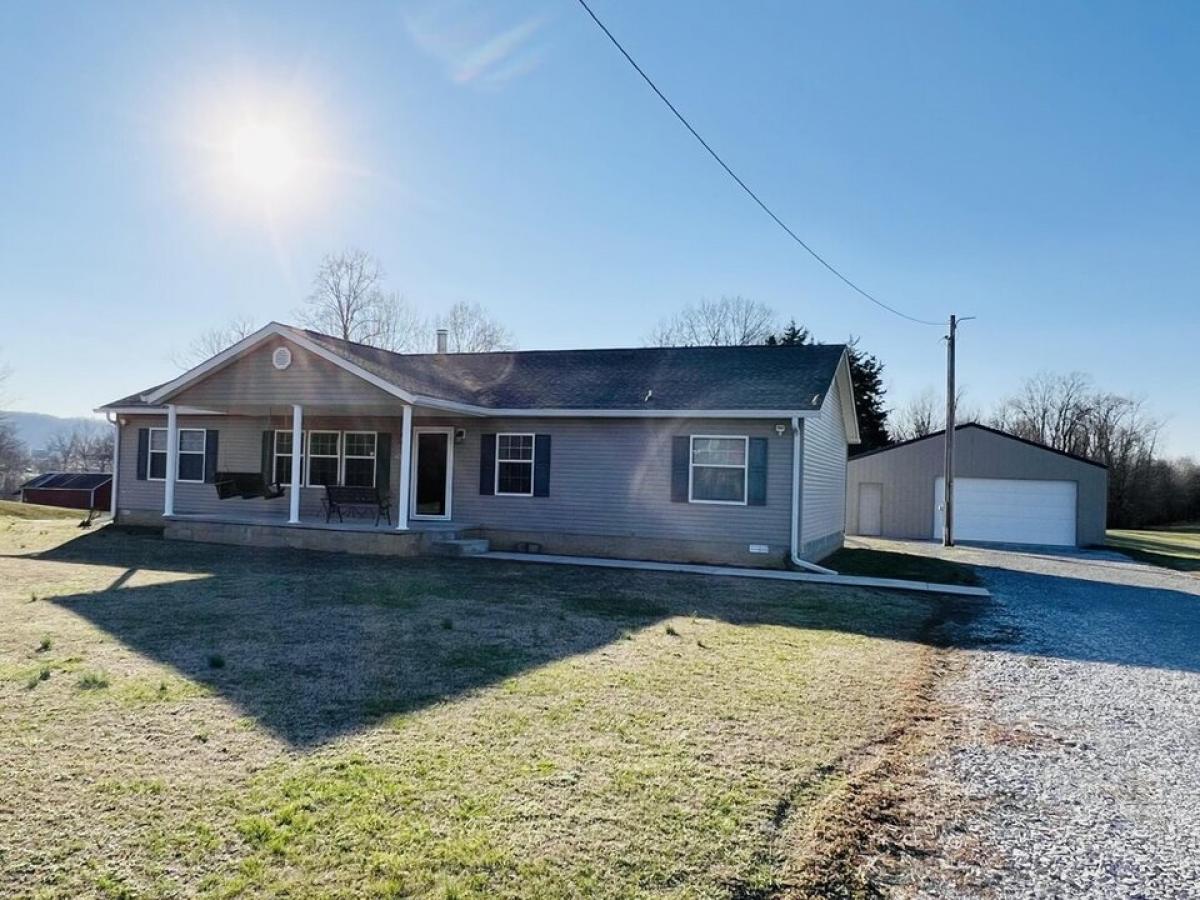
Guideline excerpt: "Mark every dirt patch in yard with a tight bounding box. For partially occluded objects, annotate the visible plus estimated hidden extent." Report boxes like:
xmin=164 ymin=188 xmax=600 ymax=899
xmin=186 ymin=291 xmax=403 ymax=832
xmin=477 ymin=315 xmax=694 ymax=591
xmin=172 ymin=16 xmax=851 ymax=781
xmin=758 ymin=596 xmax=987 ymax=899
xmin=0 ymin=519 xmax=967 ymax=898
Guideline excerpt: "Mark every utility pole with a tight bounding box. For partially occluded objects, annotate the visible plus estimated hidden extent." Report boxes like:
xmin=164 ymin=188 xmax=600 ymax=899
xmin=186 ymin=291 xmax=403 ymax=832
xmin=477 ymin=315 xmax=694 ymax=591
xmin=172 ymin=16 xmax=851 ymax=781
xmin=943 ymin=315 xmax=957 ymax=546
xmin=942 ymin=314 xmax=975 ymax=546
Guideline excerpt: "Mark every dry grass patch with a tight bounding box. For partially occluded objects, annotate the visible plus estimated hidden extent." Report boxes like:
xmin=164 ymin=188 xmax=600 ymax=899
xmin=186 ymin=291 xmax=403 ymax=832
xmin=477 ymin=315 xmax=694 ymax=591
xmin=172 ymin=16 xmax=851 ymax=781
xmin=0 ymin=499 xmax=88 ymax=521
xmin=0 ymin=518 xmax=960 ymax=898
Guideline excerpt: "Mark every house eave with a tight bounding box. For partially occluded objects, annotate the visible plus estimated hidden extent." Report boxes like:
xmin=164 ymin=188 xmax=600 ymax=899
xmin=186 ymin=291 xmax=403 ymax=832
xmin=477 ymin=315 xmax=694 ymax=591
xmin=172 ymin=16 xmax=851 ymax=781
xmin=95 ymin=402 xmax=821 ymax=420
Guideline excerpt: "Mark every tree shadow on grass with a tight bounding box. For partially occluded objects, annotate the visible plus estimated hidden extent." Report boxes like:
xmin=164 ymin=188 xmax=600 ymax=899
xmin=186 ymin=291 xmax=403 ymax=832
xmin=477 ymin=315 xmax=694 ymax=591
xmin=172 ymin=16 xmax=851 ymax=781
xmin=34 ymin=527 xmax=1200 ymax=749
xmin=33 ymin=528 xmax=977 ymax=749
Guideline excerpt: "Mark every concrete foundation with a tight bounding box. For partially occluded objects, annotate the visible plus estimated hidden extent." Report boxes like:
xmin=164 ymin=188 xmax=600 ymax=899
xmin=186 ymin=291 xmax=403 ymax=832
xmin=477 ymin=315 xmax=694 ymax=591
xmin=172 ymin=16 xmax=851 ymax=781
xmin=126 ymin=511 xmax=838 ymax=570
xmin=478 ymin=528 xmax=791 ymax=569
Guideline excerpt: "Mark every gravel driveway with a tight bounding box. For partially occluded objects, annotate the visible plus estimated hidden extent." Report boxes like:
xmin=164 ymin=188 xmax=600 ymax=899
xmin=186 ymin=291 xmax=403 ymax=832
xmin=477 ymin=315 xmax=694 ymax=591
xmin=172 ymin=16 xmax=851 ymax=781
xmin=852 ymin=538 xmax=1200 ymax=899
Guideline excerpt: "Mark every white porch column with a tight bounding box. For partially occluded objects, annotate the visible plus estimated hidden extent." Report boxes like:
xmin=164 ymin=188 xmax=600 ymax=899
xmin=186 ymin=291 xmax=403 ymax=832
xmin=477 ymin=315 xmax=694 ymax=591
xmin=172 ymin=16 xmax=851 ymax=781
xmin=288 ymin=404 xmax=303 ymax=524
xmin=395 ymin=404 xmax=413 ymax=530
xmin=163 ymin=404 xmax=178 ymax=516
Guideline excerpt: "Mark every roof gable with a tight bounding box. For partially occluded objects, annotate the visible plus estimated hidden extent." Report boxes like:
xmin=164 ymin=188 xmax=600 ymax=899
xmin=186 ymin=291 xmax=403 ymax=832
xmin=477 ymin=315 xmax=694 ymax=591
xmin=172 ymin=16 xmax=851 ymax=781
xmin=169 ymin=337 xmax=402 ymax=411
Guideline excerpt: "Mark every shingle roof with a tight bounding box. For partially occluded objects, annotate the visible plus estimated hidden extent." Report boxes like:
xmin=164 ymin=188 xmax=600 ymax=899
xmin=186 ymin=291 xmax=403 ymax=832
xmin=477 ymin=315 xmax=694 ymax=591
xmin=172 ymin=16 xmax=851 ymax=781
xmin=20 ymin=473 xmax=113 ymax=490
xmin=302 ymin=331 xmax=847 ymax=412
xmin=102 ymin=324 xmax=848 ymax=414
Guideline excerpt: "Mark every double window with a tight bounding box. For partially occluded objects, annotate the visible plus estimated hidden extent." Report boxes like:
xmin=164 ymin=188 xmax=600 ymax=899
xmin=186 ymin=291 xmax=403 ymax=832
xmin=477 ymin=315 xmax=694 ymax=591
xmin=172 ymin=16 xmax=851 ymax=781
xmin=689 ymin=435 xmax=748 ymax=505
xmin=495 ymin=433 xmax=535 ymax=496
xmin=273 ymin=430 xmax=378 ymax=488
xmin=148 ymin=428 xmax=206 ymax=483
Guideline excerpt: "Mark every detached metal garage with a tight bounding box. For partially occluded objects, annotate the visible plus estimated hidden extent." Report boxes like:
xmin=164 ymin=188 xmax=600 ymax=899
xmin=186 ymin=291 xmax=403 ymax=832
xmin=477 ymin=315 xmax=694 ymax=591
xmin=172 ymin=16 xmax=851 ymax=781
xmin=847 ymin=424 xmax=1107 ymax=547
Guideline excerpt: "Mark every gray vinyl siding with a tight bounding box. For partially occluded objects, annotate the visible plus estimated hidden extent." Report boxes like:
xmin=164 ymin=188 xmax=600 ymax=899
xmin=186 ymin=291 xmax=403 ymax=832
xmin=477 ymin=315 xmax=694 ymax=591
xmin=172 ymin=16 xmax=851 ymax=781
xmin=171 ymin=338 xmax=400 ymax=412
xmin=116 ymin=414 xmax=795 ymax=549
xmin=801 ymin=382 xmax=848 ymax=549
xmin=424 ymin=416 xmax=794 ymax=548
xmin=116 ymin=413 xmax=402 ymax=521
xmin=845 ymin=426 xmax=1108 ymax=546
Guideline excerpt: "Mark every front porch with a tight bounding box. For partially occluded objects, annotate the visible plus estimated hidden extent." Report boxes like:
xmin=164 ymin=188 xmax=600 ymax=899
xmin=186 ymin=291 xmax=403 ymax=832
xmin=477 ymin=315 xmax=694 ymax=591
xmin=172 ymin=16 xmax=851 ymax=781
xmin=162 ymin=512 xmax=486 ymax=558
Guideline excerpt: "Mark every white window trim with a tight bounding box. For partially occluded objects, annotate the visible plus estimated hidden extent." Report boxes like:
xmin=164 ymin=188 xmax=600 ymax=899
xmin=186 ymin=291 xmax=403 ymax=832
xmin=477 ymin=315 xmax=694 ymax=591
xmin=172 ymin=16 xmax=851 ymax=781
xmin=148 ymin=427 xmax=206 ymax=483
xmin=494 ymin=432 xmax=536 ymax=498
xmin=273 ymin=429 xmax=382 ymax=489
xmin=305 ymin=430 xmax=341 ymax=488
xmin=273 ymin=429 xmax=304 ymax=487
xmin=341 ymin=431 xmax=378 ymax=489
xmin=688 ymin=434 xmax=749 ymax=506
xmin=410 ymin=426 xmax=454 ymax=520
xmin=147 ymin=427 xmax=167 ymax=482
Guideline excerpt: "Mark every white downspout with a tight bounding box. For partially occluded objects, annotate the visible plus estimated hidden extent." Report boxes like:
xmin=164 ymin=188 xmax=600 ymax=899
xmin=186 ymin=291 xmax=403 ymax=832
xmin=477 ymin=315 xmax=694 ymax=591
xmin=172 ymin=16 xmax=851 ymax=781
xmin=790 ymin=415 xmax=837 ymax=575
xmin=106 ymin=412 xmax=119 ymax=520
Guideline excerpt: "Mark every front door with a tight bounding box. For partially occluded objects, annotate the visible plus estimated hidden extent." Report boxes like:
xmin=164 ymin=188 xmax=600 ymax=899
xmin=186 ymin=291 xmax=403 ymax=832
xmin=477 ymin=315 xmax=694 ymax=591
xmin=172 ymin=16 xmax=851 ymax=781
xmin=411 ymin=428 xmax=453 ymax=520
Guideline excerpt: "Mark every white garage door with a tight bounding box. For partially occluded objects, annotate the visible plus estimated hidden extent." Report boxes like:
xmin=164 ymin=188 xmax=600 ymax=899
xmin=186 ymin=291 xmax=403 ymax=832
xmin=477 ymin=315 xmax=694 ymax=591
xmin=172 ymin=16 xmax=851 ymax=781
xmin=933 ymin=477 xmax=1077 ymax=546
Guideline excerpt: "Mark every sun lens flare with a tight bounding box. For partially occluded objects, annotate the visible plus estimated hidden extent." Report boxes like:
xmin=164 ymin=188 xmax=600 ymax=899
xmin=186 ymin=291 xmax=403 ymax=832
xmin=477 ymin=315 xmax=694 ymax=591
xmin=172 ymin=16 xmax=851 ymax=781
xmin=226 ymin=121 xmax=303 ymax=195
xmin=181 ymin=82 xmax=336 ymax=219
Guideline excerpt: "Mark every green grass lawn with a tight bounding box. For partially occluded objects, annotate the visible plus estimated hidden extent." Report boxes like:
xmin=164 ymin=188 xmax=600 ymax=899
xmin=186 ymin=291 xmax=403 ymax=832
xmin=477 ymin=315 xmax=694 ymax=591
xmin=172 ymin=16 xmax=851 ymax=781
xmin=0 ymin=517 xmax=955 ymax=899
xmin=0 ymin=498 xmax=91 ymax=520
xmin=1107 ymin=525 xmax=1200 ymax=572
xmin=823 ymin=547 xmax=983 ymax=587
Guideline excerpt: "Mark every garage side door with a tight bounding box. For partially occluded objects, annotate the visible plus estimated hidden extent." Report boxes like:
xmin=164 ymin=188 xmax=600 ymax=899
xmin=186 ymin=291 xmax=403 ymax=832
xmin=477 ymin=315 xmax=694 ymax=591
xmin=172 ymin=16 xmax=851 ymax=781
xmin=933 ymin=477 xmax=1076 ymax=546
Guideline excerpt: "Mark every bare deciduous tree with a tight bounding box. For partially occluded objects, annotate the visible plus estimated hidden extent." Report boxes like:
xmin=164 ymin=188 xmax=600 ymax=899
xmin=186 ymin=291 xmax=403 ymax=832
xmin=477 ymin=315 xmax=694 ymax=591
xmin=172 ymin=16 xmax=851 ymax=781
xmin=436 ymin=301 xmax=515 ymax=353
xmin=891 ymin=388 xmax=941 ymax=441
xmin=299 ymin=249 xmax=426 ymax=352
xmin=172 ymin=316 xmax=258 ymax=369
xmin=0 ymin=360 xmax=30 ymax=493
xmin=989 ymin=371 xmax=1094 ymax=454
xmin=376 ymin=294 xmax=430 ymax=353
xmin=647 ymin=296 xmax=777 ymax=347
xmin=989 ymin=372 xmax=1164 ymax=527
xmin=891 ymin=387 xmax=977 ymax=441
xmin=43 ymin=426 xmax=113 ymax=473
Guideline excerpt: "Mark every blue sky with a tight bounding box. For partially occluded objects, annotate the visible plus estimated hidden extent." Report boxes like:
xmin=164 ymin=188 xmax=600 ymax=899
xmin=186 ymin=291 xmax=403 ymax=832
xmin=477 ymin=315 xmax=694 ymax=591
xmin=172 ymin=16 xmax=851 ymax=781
xmin=1 ymin=1 xmax=1196 ymax=453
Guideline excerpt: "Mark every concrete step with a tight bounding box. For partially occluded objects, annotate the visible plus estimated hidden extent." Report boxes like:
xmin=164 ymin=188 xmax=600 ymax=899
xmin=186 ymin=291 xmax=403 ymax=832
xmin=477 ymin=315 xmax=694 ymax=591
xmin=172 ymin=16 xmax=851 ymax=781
xmin=429 ymin=537 xmax=490 ymax=557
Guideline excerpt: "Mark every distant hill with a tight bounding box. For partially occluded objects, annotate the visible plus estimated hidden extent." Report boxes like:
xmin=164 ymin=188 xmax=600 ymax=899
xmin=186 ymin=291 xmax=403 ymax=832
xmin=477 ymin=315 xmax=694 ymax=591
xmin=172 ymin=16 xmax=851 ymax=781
xmin=1 ymin=411 xmax=108 ymax=453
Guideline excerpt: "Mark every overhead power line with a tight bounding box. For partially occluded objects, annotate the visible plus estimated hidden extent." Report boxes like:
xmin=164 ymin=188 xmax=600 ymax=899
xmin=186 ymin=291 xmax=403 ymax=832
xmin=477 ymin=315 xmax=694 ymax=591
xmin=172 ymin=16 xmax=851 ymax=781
xmin=574 ymin=0 xmax=941 ymax=327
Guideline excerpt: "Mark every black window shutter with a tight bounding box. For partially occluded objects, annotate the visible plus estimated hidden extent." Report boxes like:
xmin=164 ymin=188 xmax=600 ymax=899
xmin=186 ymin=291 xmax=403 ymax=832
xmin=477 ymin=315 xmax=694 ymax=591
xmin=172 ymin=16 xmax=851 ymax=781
xmin=747 ymin=437 xmax=768 ymax=506
xmin=136 ymin=428 xmax=149 ymax=481
xmin=479 ymin=433 xmax=496 ymax=495
xmin=204 ymin=430 xmax=219 ymax=483
xmin=375 ymin=433 xmax=391 ymax=493
xmin=670 ymin=436 xmax=690 ymax=502
xmin=533 ymin=434 xmax=551 ymax=497
xmin=261 ymin=431 xmax=274 ymax=482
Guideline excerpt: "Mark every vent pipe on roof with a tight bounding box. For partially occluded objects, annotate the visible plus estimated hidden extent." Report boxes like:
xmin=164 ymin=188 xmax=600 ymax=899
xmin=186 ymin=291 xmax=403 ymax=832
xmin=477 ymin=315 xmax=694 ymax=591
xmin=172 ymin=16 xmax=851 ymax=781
xmin=435 ymin=328 xmax=449 ymax=354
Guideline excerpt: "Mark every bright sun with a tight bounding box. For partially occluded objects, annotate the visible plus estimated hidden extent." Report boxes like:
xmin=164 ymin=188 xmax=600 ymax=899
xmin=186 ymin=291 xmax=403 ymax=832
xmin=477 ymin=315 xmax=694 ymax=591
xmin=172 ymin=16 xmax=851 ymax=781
xmin=184 ymin=84 xmax=334 ymax=217
xmin=226 ymin=122 xmax=303 ymax=195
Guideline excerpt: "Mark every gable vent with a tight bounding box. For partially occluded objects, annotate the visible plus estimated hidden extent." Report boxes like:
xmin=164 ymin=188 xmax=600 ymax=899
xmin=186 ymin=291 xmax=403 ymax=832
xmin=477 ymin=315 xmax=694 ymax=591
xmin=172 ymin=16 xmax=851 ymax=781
xmin=272 ymin=346 xmax=293 ymax=370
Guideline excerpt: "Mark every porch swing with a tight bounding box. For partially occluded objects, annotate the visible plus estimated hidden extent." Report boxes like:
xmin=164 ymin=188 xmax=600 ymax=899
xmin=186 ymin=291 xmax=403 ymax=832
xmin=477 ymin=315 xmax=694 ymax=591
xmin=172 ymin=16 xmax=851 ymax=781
xmin=213 ymin=406 xmax=287 ymax=501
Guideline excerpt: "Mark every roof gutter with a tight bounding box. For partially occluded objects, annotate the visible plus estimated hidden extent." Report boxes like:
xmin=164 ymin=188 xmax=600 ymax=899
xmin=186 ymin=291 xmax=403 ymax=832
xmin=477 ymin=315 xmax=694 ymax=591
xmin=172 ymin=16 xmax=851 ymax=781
xmin=789 ymin=415 xmax=837 ymax=575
